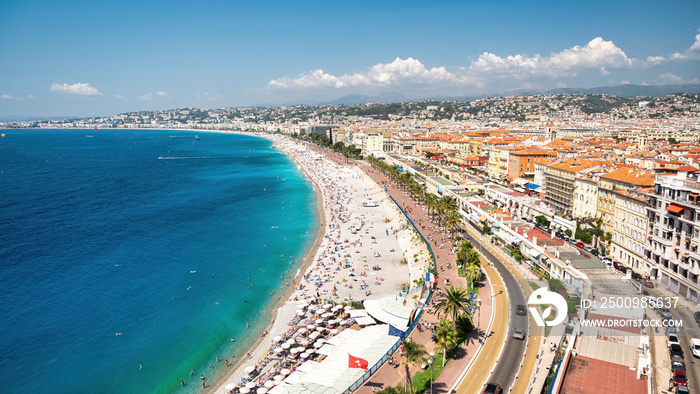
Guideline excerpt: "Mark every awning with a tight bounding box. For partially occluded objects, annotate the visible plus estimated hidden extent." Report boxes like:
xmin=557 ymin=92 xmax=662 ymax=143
xmin=667 ymin=204 xmax=684 ymax=214
xmin=524 ymin=182 xmax=541 ymax=190
xmin=690 ymin=193 xmax=699 ymax=198
xmin=480 ymin=215 xmax=488 ymax=222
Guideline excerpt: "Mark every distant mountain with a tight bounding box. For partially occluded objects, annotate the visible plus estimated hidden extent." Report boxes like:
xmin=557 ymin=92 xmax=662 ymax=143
xmin=317 ymin=92 xmax=417 ymax=106
xmin=544 ymin=83 xmax=700 ymax=97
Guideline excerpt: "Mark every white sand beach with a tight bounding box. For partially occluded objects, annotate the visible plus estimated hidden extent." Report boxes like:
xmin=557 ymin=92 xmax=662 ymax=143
xmin=210 ymin=135 xmax=430 ymax=394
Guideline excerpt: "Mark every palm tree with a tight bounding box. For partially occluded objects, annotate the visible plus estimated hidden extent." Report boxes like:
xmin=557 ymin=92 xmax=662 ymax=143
xmin=442 ymin=210 xmax=462 ymax=240
xmin=434 ymin=285 xmax=474 ymax=323
xmin=434 ymin=319 xmax=458 ymax=367
xmin=466 ymin=250 xmax=481 ymax=266
xmin=463 ymin=264 xmax=482 ymax=287
xmin=400 ymin=339 xmax=428 ymax=394
xmin=440 ymin=195 xmax=458 ymax=214
xmin=423 ymin=194 xmax=439 ymax=218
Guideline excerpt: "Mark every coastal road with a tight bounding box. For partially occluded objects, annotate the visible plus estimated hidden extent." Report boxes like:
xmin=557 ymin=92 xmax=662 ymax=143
xmin=460 ymin=229 xmax=529 ymax=392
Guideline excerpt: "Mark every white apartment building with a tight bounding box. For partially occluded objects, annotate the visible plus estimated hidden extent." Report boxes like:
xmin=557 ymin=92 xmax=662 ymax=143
xmin=610 ymin=190 xmax=649 ymax=274
xmin=573 ymin=175 xmax=599 ymax=219
xmin=646 ymin=171 xmax=700 ymax=304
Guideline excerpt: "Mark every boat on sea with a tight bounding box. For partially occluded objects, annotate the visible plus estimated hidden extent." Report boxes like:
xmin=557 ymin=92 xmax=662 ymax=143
xmin=362 ymin=200 xmax=379 ymax=207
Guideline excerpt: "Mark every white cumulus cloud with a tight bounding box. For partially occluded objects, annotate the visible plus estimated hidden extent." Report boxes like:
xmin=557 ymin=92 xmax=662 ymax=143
xmin=50 ymin=82 xmax=101 ymax=96
xmin=157 ymin=91 xmax=168 ymax=97
xmin=138 ymin=93 xmax=154 ymax=100
xmin=469 ymin=37 xmax=636 ymax=79
xmin=269 ymin=57 xmax=467 ymax=89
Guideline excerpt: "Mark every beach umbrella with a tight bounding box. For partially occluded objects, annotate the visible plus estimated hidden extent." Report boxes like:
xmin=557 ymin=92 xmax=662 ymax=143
xmin=225 ymin=383 xmax=237 ymax=390
xmin=274 ymin=375 xmax=285 ymax=382
xmin=298 ymin=328 xmax=307 ymax=334
xmin=296 ymin=310 xmax=305 ymax=316
xmin=330 ymin=329 xmax=339 ymax=335
xmin=322 ymin=303 xmax=332 ymax=308
xmin=264 ymin=381 xmax=276 ymax=388
xmin=272 ymin=336 xmax=283 ymax=343
xmin=245 ymin=366 xmax=256 ymax=374
xmin=315 ymin=326 xmax=325 ymax=332
xmin=280 ymin=368 xmax=291 ymax=375
xmin=315 ymin=309 xmax=326 ymax=315
xmin=313 ymin=341 xmax=324 ymax=348
xmin=245 ymin=382 xmax=257 ymax=389
xmin=273 ymin=347 xmax=284 ymax=354
xmin=281 ymin=343 xmax=291 ymax=350
xmin=300 ymin=352 xmax=310 ymax=359
xmin=240 ymin=387 xmax=251 ymax=394
xmin=314 ymin=319 xmax=324 ymax=324
xmin=301 ymin=339 xmax=310 ymax=346
xmin=290 ymin=347 xmax=300 ymax=354
xmin=309 ymin=331 xmax=320 ymax=339
xmin=257 ymin=388 xmax=268 ymax=394
xmin=322 ymin=313 xmax=332 ymax=319
xmin=344 ymin=305 xmax=353 ymax=310
xmin=306 ymin=324 xmax=315 ymax=330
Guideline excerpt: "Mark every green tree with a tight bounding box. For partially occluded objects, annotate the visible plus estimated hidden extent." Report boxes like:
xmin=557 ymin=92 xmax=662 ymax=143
xmin=435 ymin=285 xmax=474 ymax=323
xmin=565 ymin=229 xmax=572 ymax=237
xmin=466 ymin=249 xmax=481 ymax=267
xmin=400 ymin=339 xmax=428 ymax=394
xmin=434 ymin=319 xmax=458 ymax=366
xmin=463 ymin=264 xmax=482 ymax=287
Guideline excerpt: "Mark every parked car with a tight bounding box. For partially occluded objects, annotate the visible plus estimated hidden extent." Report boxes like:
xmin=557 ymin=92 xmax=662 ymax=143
xmin=672 ymin=360 xmax=686 ymax=372
xmin=516 ymin=304 xmax=527 ymax=316
xmin=668 ymin=334 xmax=681 ymax=348
xmin=667 ymin=326 xmax=679 ymax=336
xmin=613 ymin=261 xmax=625 ymax=271
xmin=589 ymin=249 xmax=600 ymax=256
xmin=513 ymin=328 xmax=525 ymax=340
xmin=673 ymin=369 xmax=688 ymax=387
xmin=575 ymin=241 xmax=585 ymax=248
xmin=676 ymin=385 xmax=690 ymax=394
xmin=670 ymin=343 xmax=684 ymax=360
xmin=690 ymin=338 xmax=700 ymax=358
xmin=659 ymin=307 xmax=673 ymax=320
xmin=483 ymin=383 xmax=503 ymax=394
xmin=643 ymin=280 xmax=655 ymax=288
xmin=583 ymin=246 xmax=593 ymax=253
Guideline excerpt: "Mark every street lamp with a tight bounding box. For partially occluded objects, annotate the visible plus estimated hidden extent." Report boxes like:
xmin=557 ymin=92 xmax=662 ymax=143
xmin=428 ymin=352 xmax=436 ymax=394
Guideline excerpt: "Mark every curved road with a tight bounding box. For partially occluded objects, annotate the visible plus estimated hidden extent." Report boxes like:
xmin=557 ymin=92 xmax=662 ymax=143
xmin=462 ymin=230 xmax=529 ymax=392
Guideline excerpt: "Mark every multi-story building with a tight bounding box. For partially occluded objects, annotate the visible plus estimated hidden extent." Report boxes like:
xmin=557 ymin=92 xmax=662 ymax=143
xmin=573 ymin=175 xmax=599 ymax=219
xmin=646 ymin=170 xmax=700 ymax=304
xmin=508 ymin=148 xmax=557 ymax=180
xmin=611 ymin=189 xmax=650 ymax=274
xmin=361 ymin=132 xmax=384 ymax=156
xmin=544 ymin=159 xmax=599 ymax=216
xmin=597 ymin=168 xmax=656 ymax=237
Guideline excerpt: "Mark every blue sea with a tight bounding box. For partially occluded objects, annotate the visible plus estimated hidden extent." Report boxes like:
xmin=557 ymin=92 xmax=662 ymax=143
xmin=0 ymin=129 xmax=319 ymax=393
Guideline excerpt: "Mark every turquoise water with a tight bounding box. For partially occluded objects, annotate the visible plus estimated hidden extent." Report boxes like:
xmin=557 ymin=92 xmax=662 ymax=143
xmin=0 ymin=129 xmax=319 ymax=393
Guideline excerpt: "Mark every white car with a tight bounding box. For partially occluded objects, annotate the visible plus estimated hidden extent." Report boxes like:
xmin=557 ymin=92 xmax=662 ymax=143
xmin=668 ymin=334 xmax=681 ymax=348
xmin=690 ymin=338 xmax=700 ymax=358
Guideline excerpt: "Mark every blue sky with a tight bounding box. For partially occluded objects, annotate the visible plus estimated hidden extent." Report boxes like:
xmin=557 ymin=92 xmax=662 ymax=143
xmin=1 ymin=0 xmax=699 ymax=119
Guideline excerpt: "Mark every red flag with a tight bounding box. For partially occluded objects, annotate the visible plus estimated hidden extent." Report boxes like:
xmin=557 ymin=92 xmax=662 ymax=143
xmin=348 ymin=354 xmax=368 ymax=370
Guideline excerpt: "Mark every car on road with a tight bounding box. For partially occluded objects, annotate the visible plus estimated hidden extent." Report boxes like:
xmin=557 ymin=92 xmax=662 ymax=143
xmin=694 ymin=311 xmax=700 ymax=327
xmin=513 ymin=328 xmax=525 ymax=340
xmin=516 ymin=304 xmax=527 ymax=316
xmin=659 ymin=307 xmax=673 ymax=320
xmin=642 ymin=280 xmax=655 ymax=288
xmin=668 ymin=334 xmax=681 ymax=347
xmin=667 ymin=326 xmax=679 ymax=335
xmin=589 ymin=249 xmax=600 ymax=256
xmin=576 ymin=241 xmax=585 ymax=248
xmin=676 ymin=385 xmax=690 ymax=394
xmin=672 ymin=360 xmax=686 ymax=372
xmin=483 ymin=383 xmax=503 ymax=394
xmin=612 ymin=261 xmax=625 ymax=271
xmin=690 ymin=338 xmax=700 ymax=358
xmin=673 ymin=368 xmax=688 ymax=387
xmin=670 ymin=343 xmax=684 ymax=360
xmin=583 ymin=245 xmax=592 ymax=253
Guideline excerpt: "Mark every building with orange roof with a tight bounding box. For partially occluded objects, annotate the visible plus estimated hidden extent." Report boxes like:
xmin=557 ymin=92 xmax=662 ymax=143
xmin=598 ymin=167 xmax=656 ymax=240
xmin=507 ymin=148 xmax=558 ymax=180
xmin=544 ymin=159 xmax=601 ymax=216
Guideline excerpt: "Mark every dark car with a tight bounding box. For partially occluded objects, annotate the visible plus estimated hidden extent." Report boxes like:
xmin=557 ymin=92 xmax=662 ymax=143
xmin=483 ymin=383 xmax=503 ymax=394
xmin=659 ymin=307 xmax=673 ymax=320
xmin=671 ymin=343 xmax=684 ymax=360
xmin=694 ymin=311 xmax=700 ymax=324
xmin=673 ymin=369 xmax=688 ymax=387
xmin=613 ymin=261 xmax=625 ymax=271
xmin=589 ymin=249 xmax=599 ymax=256
xmin=516 ymin=304 xmax=527 ymax=316
xmin=672 ymin=360 xmax=686 ymax=372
